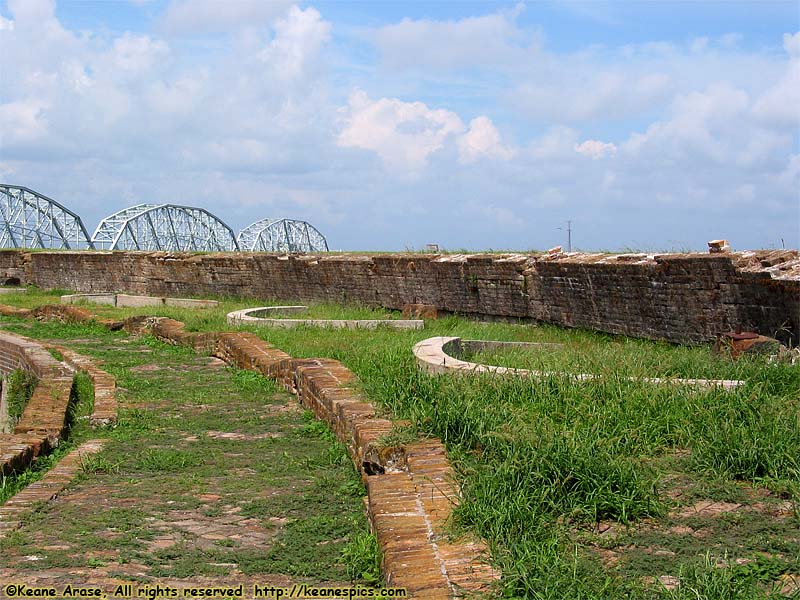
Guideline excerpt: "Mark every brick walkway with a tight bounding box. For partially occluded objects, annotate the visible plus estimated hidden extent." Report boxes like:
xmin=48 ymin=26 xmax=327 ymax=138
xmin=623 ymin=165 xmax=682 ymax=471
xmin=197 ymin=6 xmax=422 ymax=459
xmin=0 ymin=439 xmax=106 ymax=538
xmin=0 ymin=310 xmax=499 ymax=598
xmin=0 ymin=336 xmax=367 ymax=593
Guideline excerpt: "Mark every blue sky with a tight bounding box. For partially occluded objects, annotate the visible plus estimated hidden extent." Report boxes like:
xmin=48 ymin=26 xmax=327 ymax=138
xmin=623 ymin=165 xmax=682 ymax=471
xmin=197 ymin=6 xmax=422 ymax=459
xmin=1 ymin=0 xmax=798 ymax=252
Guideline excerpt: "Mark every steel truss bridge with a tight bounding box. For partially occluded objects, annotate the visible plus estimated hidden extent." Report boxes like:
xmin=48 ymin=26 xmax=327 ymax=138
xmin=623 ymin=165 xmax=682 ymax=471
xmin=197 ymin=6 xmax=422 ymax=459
xmin=91 ymin=204 xmax=239 ymax=251
xmin=0 ymin=184 xmax=329 ymax=253
xmin=237 ymin=218 xmax=329 ymax=253
xmin=0 ymin=184 xmax=95 ymax=249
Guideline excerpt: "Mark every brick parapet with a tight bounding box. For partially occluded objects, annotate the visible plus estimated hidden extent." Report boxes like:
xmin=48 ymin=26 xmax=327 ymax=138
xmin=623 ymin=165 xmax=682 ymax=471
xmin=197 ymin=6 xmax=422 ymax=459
xmin=198 ymin=329 xmax=497 ymax=595
xmin=0 ymin=331 xmax=119 ymax=477
xmin=0 ymin=249 xmax=796 ymax=344
xmin=45 ymin=345 xmax=118 ymax=426
xmin=0 ymin=332 xmax=75 ymax=476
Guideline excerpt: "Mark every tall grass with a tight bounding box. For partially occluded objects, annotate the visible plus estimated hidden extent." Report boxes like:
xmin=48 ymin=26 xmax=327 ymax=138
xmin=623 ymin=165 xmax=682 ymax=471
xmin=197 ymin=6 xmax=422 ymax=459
xmin=239 ymin=320 xmax=798 ymax=597
xmin=2 ymin=288 xmax=798 ymax=597
xmin=3 ymin=368 xmax=37 ymax=424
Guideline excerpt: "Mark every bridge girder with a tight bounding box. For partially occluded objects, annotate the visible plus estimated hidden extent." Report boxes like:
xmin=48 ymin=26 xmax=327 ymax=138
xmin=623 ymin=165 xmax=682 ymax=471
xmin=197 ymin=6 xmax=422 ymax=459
xmin=0 ymin=184 xmax=95 ymax=249
xmin=91 ymin=204 xmax=239 ymax=252
xmin=237 ymin=218 xmax=329 ymax=253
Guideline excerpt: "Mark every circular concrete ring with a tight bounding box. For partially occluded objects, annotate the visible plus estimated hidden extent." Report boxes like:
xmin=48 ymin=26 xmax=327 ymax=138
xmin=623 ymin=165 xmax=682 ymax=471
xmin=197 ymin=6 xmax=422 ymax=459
xmin=228 ymin=306 xmax=424 ymax=330
xmin=413 ymin=336 xmax=743 ymax=390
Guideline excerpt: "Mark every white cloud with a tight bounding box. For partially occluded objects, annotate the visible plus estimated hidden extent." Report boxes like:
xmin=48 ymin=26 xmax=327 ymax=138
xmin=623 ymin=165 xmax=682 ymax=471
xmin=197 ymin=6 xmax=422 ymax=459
xmin=337 ymin=90 xmax=465 ymax=172
xmin=160 ymin=0 xmax=294 ymax=35
xmin=471 ymin=202 xmax=524 ymax=227
xmin=373 ymin=4 xmax=536 ymax=70
xmin=0 ymin=14 xmax=13 ymax=31
xmin=736 ymin=129 xmax=791 ymax=168
xmin=752 ymin=51 xmax=800 ymax=126
xmin=783 ymin=31 xmax=800 ymax=56
xmin=690 ymin=37 xmax=708 ymax=54
xmin=778 ymin=154 xmax=800 ymax=189
xmin=257 ymin=6 xmax=331 ymax=82
xmin=514 ymin=69 xmax=672 ymax=122
xmin=144 ymin=75 xmax=206 ymax=116
xmin=623 ymin=84 xmax=750 ymax=163
xmin=0 ymin=0 xmax=335 ymax=170
xmin=574 ymin=140 xmax=617 ymax=159
xmin=108 ymin=33 xmax=170 ymax=75
xmin=457 ymin=117 xmax=513 ymax=163
xmin=1 ymin=0 xmax=81 ymax=72
xmin=6 ymin=0 xmax=55 ymax=24
xmin=528 ymin=126 xmax=579 ymax=161
xmin=0 ymin=100 xmax=49 ymax=144
xmin=720 ymin=33 xmax=742 ymax=48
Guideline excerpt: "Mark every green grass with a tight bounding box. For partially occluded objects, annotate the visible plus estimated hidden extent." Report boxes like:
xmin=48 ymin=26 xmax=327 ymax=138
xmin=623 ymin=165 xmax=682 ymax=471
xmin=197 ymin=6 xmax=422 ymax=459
xmin=0 ymin=287 xmax=399 ymax=330
xmin=3 ymin=367 xmax=37 ymax=424
xmin=462 ymin=340 xmax=775 ymax=381
xmin=1 ymin=287 xmax=798 ymax=597
xmin=235 ymin=316 xmax=799 ymax=598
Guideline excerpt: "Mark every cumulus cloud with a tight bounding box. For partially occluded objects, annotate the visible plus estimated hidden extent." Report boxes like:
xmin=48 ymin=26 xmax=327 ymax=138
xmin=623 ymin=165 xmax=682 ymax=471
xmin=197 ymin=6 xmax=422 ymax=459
xmin=574 ymin=140 xmax=617 ymax=159
xmin=0 ymin=3 xmax=796 ymax=250
xmin=6 ymin=0 xmax=56 ymax=24
xmin=144 ymin=75 xmax=206 ymax=116
xmin=515 ymin=70 xmax=672 ymax=123
xmin=337 ymin=90 xmax=465 ymax=172
xmin=623 ymin=84 xmax=751 ymax=163
xmin=528 ymin=126 xmax=579 ymax=161
xmin=373 ymin=3 xmax=533 ymax=70
xmin=778 ymin=154 xmax=800 ymax=188
xmin=457 ymin=117 xmax=513 ymax=163
xmin=0 ymin=0 xmax=337 ymax=191
xmin=160 ymin=0 xmax=293 ymax=35
xmin=783 ymin=31 xmax=800 ymax=56
xmin=337 ymin=93 xmax=512 ymax=172
xmin=257 ymin=6 xmax=331 ymax=82
xmin=108 ymin=33 xmax=170 ymax=74
xmin=752 ymin=32 xmax=800 ymax=126
xmin=0 ymin=100 xmax=49 ymax=145
xmin=470 ymin=202 xmax=524 ymax=227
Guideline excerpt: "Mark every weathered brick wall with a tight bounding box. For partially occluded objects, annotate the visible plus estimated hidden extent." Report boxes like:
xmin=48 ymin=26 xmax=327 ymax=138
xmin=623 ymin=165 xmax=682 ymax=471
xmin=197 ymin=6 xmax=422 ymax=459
xmin=2 ymin=249 xmax=798 ymax=344
xmin=0 ymin=332 xmax=75 ymax=476
xmin=0 ymin=331 xmax=71 ymax=381
xmin=525 ymin=254 xmax=800 ymax=343
xmin=0 ymin=250 xmax=25 ymax=285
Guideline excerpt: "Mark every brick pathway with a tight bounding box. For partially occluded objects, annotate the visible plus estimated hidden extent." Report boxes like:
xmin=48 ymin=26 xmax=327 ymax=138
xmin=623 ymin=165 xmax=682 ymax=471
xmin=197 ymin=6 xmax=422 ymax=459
xmin=0 ymin=439 xmax=106 ymax=538
xmin=0 ymin=311 xmax=499 ymax=598
xmin=0 ymin=337 xmax=366 ymax=592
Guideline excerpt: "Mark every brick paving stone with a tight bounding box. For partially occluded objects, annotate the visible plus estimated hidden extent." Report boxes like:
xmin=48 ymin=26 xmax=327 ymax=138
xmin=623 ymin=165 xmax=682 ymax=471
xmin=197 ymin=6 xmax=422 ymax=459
xmin=0 ymin=439 xmax=107 ymax=539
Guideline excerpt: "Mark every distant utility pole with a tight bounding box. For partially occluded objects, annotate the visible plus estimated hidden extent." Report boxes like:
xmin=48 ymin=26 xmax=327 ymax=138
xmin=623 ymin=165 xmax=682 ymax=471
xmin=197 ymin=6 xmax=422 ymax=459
xmin=558 ymin=220 xmax=573 ymax=252
xmin=566 ymin=220 xmax=572 ymax=252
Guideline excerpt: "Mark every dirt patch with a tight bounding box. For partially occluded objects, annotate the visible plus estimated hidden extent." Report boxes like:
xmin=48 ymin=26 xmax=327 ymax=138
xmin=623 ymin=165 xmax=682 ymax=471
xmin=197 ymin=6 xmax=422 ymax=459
xmin=779 ymin=573 xmax=800 ymax=596
xmin=130 ymin=357 xmax=225 ymax=373
xmin=580 ymin=474 xmax=800 ymax=595
xmin=676 ymin=500 xmax=742 ymax=519
xmin=150 ymin=506 xmax=277 ymax=551
xmin=206 ymin=431 xmax=284 ymax=441
xmin=130 ymin=363 xmax=164 ymax=372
